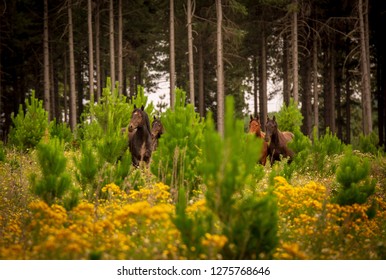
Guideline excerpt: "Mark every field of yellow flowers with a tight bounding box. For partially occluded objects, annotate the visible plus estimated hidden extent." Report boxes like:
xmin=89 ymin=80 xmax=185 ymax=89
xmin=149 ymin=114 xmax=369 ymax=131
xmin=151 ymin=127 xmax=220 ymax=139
xmin=0 ymin=150 xmax=385 ymax=260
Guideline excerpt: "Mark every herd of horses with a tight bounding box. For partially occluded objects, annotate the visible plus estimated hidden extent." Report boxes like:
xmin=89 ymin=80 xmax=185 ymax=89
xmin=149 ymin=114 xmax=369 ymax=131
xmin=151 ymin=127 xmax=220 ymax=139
xmin=126 ymin=105 xmax=294 ymax=167
xmin=127 ymin=105 xmax=163 ymax=167
xmin=248 ymin=115 xmax=294 ymax=166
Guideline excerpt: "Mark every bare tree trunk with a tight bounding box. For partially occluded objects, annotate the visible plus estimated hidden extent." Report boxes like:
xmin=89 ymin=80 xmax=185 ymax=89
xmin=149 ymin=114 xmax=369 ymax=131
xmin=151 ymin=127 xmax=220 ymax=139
xmin=301 ymin=51 xmax=312 ymax=136
xmin=64 ymin=52 xmax=68 ymax=123
xmin=95 ymin=1 xmax=101 ymax=101
xmin=345 ymin=66 xmax=351 ymax=144
xmin=198 ymin=38 xmax=205 ymax=117
xmin=118 ymin=0 xmax=123 ymax=95
xmin=88 ymin=0 xmax=94 ymax=103
xmin=216 ymin=0 xmax=224 ymax=137
xmin=253 ymin=55 xmax=258 ymax=117
xmin=292 ymin=0 xmax=299 ymax=104
xmin=169 ymin=0 xmax=176 ymax=109
xmin=312 ymin=31 xmax=319 ymax=137
xmin=68 ymin=0 xmax=77 ymax=131
xmin=259 ymin=27 xmax=267 ymax=130
xmin=187 ymin=0 xmax=195 ymax=106
xmin=283 ymin=35 xmax=290 ymax=106
xmin=49 ymin=50 xmax=56 ymax=120
xmin=43 ymin=0 xmax=51 ymax=119
xmin=324 ymin=40 xmax=335 ymax=133
xmin=359 ymin=0 xmax=372 ymax=135
xmin=109 ymin=0 xmax=115 ymax=92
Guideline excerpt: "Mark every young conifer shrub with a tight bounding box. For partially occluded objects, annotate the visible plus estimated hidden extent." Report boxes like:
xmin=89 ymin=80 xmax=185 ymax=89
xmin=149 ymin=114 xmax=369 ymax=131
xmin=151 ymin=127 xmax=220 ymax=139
xmin=309 ymin=127 xmax=345 ymax=174
xmin=356 ymin=132 xmax=381 ymax=155
xmin=74 ymin=141 xmax=99 ymax=188
xmin=200 ymin=96 xmax=277 ymax=259
xmin=9 ymin=91 xmax=50 ymax=151
xmin=30 ymin=138 xmax=77 ymax=206
xmin=334 ymin=148 xmax=376 ymax=206
xmin=50 ymin=121 xmax=73 ymax=145
xmin=151 ymin=88 xmax=204 ymax=193
xmin=275 ymin=98 xmax=303 ymax=132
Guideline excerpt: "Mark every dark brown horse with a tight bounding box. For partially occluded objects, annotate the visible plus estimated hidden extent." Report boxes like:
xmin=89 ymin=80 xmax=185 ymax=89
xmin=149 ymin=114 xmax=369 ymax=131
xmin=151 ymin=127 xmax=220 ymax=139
xmin=128 ymin=105 xmax=152 ymax=167
xmin=248 ymin=115 xmax=268 ymax=165
xmin=151 ymin=116 xmax=164 ymax=151
xmin=264 ymin=116 xmax=295 ymax=165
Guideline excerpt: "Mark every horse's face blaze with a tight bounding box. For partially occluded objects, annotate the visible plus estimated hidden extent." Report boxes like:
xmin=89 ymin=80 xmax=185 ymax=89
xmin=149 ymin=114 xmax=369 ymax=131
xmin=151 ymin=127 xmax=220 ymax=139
xmin=129 ymin=110 xmax=143 ymax=132
xmin=264 ymin=119 xmax=277 ymax=142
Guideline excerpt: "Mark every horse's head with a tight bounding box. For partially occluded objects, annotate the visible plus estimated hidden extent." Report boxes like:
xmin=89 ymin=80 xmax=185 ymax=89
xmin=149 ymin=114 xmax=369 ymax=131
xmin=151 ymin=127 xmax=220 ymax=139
xmin=248 ymin=115 xmax=262 ymax=137
xmin=129 ymin=105 xmax=146 ymax=132
xmin=151 ymin=116 xmax=164 ymax=138
xmin=264 ymin=116 xmax=278 ymax=143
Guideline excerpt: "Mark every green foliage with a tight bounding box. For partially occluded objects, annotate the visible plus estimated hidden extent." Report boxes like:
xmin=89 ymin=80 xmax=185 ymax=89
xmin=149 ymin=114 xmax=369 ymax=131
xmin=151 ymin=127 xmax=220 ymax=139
xmin=151 ymin=88 xmax=204 ymax=192
xmin=89 ymin=78 xmax=132 ymax=133
xmin=9 ymin=91 xmax=50 ymax=151
xmin=0 ymin=141 xmax=5 ymax=162
xmin=173 ymin=187 xmax=213 ymax=258
xmin=30 ymin=138 xmax=78 ymax=207
xmin=310 ymin=127 xmax=345 ymax=174
xmin=334 ymin=148 xmax=376 ymax=206
xmin=201 ymin=96 xmax=277 ymax=259
xmin=275 ymin=99 xmax=303 ymax=133
xmin=74 ymin=141 xmax=99 ymax=187
xmin=355 ymin=132 xmax=382 ymax=155
xmin=50 ymin=121 xmax=73 ymax=145
xmin=313 ymin=127 xmax=345 ymax=156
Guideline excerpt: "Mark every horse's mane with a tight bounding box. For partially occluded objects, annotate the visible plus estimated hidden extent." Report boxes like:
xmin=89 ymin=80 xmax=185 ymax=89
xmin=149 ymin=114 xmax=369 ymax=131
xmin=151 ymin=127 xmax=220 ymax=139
xmin=133 ymin=107 xmax=151 ymax=134
xmin=142 ymin=110 xmax=151 ymax=134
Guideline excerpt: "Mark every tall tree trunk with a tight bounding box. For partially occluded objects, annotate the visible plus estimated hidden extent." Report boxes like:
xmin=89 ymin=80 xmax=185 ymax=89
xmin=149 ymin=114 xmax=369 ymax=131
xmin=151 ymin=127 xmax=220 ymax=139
xmin=216 ymin=0 xmax=224 ymax=136
xmin=118 ymin=0 xmax=123 ymax=95
xmin=49 ymin=49 xmax=56 ymax=120
xmin=291 ymin=0 xmax=299 ymax=104
xmin=259 ymin=27 xmax=267 ymax=130
xmin=336 ymin=78 xmax=343 ymax=140
xmin=301 ymin=52 xmax=312 ymax=136
xmin=76 ymin=54 xmax=84 ymax=121
xmin=253 ymin=55 xmax=258 ymax=117
xmin=53 ymin=57 xmax=60 ymax=121
xmin=88 ymin=0 xmax=94 ymax=103
xmin=324 ymin=40 xmax=336 ymax=133
xmin=68 ymin=0 xmax=77 ymax=131
xmin=95 ymin=1 xmax=101 ymax=102
xmin=283 ymin=35 xmax=290 ymax=106
xmin=187 ymin=0 xmax=195 ymax=106
xmin=359 ymin=0 xmax=372 ymax=135
xmin=345 ymin=67 xmax=351 ymax=144
xmin=43 ymin=0 xmax=51 ymax=119
xmin=198 ymin=38 xmax=205 ymax=117
xmin=312 ymin=31 xmax=319 ymax=137
xmin=109 ymin=0 xmax=115 ymax=92
xmin=169 ymin=0 xmax=176 ymax=109
xmin=64 ymin=52 xmax=68 ymax=123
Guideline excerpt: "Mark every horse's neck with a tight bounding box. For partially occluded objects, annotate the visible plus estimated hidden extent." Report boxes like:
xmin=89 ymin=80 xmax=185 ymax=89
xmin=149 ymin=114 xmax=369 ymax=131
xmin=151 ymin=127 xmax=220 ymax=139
xmin=271 ymin=129 xmax=281 ymax=145
xmin=275 ymin=129 xmax=288 ymax=146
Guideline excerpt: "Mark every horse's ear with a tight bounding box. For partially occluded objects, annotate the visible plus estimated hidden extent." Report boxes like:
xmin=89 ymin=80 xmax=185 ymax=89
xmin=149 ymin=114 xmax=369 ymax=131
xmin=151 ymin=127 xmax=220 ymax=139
xmin=273 ymin=115 xmax=276 ymax=121
xmin=250 ymin=115 xmax=253 ymax=120
xmin=134 ymin=104 xmax=137 ymax=109
xmin=154 ymin=115 xmax=156 ymax=120
xmin=256 ymin=115 xmax=259 ymax=121
xmin=141 ymin=105 xmax=145 ymax=111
